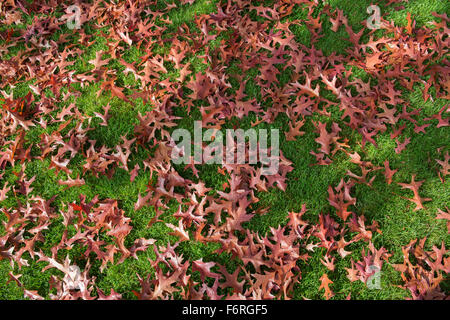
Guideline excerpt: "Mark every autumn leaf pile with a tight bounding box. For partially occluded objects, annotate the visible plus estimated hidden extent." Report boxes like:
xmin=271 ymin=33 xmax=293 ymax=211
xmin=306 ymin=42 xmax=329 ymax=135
xmin=0 ymin=0 xmax=449 ymax=300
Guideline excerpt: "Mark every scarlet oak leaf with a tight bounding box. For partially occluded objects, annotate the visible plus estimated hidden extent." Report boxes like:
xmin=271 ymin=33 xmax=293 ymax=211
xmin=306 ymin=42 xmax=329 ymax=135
xmin=292 ymin=73 xmax=320 ymax=97
xmin=98 ymin=79 xmax=129 ymax=102
xmin=58 ymin=175 xmax=85 ymax=188
xmin=285 ymin=118 xmax=305 ymax=141
xmin=435 ymin=151 xmax=450 ymax=178
xmin=436 ymin=208 xmax=450 ymax=234
xmin=117 ymin=30 xmax=132 ymax=46
xmin=405 ymin=12 xmax=414 ymax=35
xmin=24 ymin=290 xmax=44 ymax=300
xmin=365 ymin=52 xmax=384 ymax=70
xmin=328 ymin=179 xmax=356 ymax=221
xmin=88 ymin=51 xmax=110 ymax=71
xmin=192 ymin=259 xmax=220 ymax=281
xmin=392 ymin=238 xmax=448 ymax=299
xmin=395 ymin=137 xmax=411 ymax=154
xmin=414 ymin=123 xmax=430 ymax=134
xmin=186 ymin=73 xmax=215 ymax=100
xmin=345 ymin=261 xmax=359 ymax=282
xmin=315 ymin=122 xmax=333 ymax=155
xmin=70 ymin=203 xmax=83 ymax=212
xmin=98 ymin=288 xmax=122 ymax=300
xmin=390 ymin=124 xmax=406 ymax=139
xmin=94 ymin=103 xmax=111 ymax=126
xmin=130 ymin=163 xmax=140 ymax=182
xmin=166 ymin=220 xmax=190 ymax=242
xmin=320 ymin=255 xmax=336 ymax=271
xmin=127 ymin=238 xmax=156 ymax=260
xmin=0 ymin=182 xmax=10 ymax=201
xmin=329 ymin=9 xmax=344 ymax=32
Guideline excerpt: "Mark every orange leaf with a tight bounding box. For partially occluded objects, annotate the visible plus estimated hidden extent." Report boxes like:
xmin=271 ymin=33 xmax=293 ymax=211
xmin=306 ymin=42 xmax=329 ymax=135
xmin=319 ymin=273 xmax=334 ymax=300
xmin=406 ymin=13 xmax=413 ymax=35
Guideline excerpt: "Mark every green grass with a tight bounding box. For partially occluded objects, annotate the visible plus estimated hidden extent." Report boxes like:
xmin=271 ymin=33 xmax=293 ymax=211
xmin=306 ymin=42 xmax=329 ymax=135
xmin=0 ymin=0 xmax=449 ymax=300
